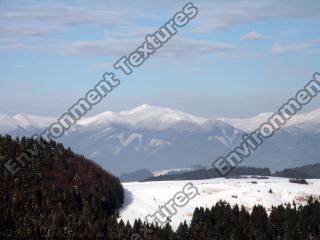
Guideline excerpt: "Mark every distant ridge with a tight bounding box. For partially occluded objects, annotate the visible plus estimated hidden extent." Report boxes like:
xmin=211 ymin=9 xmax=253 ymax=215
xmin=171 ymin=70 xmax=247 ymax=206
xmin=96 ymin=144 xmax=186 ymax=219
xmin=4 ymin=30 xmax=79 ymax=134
xmin=1 ymin=105 xmax=320 ymax=175
xmin=1 ymin=105 xmax=320 ymax=133
xmin=142 ymin=163 xmax=320 ymax=182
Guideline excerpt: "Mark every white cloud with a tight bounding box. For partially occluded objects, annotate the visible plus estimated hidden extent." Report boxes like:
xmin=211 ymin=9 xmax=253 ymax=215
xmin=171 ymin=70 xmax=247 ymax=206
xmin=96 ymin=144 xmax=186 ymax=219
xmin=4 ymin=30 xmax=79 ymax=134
xmin=271 ymin=39 xmax=320 ymax=55
xmin=2 ymin=0 xmax=320 ymax=40
xmin=194 ymin=0 xmax=320 ymax=33
xmin=61 ymin=36 xmax=236 ymax=58
xmin=0 ymin=2 xmax=141 ymax=41
xmin=1 ymin=0 xmax=320 ymax=59
xmin=159 ymin=38 xmax=236 ymax=58
xmin=2 ymin=24 xmax=237 ymax=58
xmin=242 ymin=31 xmax=271 ymax=41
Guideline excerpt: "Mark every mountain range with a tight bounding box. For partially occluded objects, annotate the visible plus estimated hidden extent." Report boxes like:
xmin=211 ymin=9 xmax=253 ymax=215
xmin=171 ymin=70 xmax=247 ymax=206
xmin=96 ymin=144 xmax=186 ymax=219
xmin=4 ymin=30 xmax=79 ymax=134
xmin=1 ymin=104 xmax=320 ymax=175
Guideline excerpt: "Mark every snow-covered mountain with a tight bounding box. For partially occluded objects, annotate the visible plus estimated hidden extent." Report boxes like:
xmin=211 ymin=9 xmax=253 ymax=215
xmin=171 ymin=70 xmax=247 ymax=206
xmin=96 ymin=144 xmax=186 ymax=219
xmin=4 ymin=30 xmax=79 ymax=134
xmin=1 ymin=105 xmax=320 ymax=175
xmin=60 ymin=105 xmax=242 ymax=175
xmin=76 ymin=104 xmax=231 ymax=134
xmin=0 ymin=113 xmax=55 ymax=136
xmin=219 ymin=108 xmax=320 ymax=132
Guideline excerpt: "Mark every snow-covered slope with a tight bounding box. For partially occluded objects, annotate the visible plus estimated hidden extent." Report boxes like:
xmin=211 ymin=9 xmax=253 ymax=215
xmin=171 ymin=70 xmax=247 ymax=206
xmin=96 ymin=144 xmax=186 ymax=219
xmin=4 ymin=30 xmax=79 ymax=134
xmin=120 ymin=177 xmax=320 ymax=230
xmin=12 ymin=114 xmax=55 ymax=129
xmin=218 ymin=113 xmax=273 ymax=132
xmin=78 ymin=104 xmax=219 ymax=132
xmin=219 ymin=108 xmax=320 ymax=132
xmin=0 ymin=113 xmax=54 ymax=134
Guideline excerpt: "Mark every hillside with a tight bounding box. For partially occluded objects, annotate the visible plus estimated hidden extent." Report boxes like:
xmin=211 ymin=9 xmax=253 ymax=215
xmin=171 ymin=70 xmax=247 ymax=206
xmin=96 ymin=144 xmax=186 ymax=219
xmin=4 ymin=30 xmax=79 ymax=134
xmin=0 ymin=135 xmax=124 ymax=238
xmin=120 ymin=177 xmax=320 ymax=231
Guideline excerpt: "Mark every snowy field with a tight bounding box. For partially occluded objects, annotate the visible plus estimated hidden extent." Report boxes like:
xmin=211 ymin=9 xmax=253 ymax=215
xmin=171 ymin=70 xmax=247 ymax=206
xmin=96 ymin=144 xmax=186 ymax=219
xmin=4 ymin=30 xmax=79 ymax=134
xmin=119 ymin=177 xmax=320 ymax=230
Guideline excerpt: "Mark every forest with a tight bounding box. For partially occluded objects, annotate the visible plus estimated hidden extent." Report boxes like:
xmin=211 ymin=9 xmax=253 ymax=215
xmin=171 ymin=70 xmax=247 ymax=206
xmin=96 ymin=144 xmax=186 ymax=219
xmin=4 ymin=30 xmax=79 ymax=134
xmin=116 ymin=199 xmax=320 ymax=240
xmin=0 ymin=135 xmax=124 ymax=238
xmin=0 ymin=135 xmax=319 ymax=239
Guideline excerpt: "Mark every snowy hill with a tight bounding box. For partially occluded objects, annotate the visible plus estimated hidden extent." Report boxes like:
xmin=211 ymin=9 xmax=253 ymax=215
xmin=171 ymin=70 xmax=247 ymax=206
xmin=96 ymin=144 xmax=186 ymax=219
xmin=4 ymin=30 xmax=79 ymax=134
xmin=0 ymin=114 xmax=54 ymax=133
xmin=219 ymin=108 xmax=320 ymax=132
xmin=119 ymin=177 xmax=320 ymax=230
xmin=78 ymin=104 xmax=217 ymax=132
xmin=1 ymin=105 xmax=320 ymax=174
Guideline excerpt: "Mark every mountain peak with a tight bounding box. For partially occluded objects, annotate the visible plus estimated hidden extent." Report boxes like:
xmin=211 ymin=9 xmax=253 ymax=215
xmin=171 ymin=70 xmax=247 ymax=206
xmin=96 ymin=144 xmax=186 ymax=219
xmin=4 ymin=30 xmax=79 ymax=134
xmin=2 ymin=106 xmax=320 ymax=133
xmin=131 ymin=104 xmax=153 ymax=111
xmin=122 ymin=104 xmax=170 ymax=115
xmin=78 ymin=104 xmax=213 ymax=131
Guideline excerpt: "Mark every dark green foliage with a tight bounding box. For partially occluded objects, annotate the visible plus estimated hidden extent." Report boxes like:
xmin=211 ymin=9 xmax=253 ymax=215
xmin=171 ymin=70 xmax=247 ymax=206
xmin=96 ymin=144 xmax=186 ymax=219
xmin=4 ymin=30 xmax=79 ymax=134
xmin=143 ymin=167 xmax=271 ymax=182
xmin=125 ymin=199 xmax=320 ymax=240
xmin=289 ymin=178 xmax=308 ymax=184
xmin=0 ymin=135 xmax=124 ymax=239
xmin=275 ymin=164 xmax=320 ymax=179
xmin=144 ymin=164 xmax=320 ymax=182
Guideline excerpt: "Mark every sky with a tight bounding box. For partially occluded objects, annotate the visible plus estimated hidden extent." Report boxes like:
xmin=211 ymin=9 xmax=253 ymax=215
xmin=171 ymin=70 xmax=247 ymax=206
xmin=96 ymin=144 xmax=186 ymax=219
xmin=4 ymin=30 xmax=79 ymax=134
xmin=1 ymin=0 xmax=320 ymax=118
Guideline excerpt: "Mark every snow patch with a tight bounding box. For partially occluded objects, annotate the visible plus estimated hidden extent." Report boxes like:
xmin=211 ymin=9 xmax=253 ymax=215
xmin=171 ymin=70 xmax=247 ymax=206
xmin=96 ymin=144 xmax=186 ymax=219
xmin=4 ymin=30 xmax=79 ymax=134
xmin=119 ymin=177 xmax=320 ymax=230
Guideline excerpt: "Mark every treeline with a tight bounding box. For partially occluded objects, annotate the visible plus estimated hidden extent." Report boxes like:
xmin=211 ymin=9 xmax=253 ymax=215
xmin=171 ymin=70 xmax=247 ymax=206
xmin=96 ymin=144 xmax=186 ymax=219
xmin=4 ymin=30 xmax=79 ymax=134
xmin=0 ymin=135 xmax=124 ymax=239
xmin=99 ymin=198 xmax=320 ymax=239
xmin=143 ymin=166 xmax=271 ymax=182
xmin=143 ymin=164 xmax=320 ymax=182
xmin=275 ymin=164 xmax=320 ymax=179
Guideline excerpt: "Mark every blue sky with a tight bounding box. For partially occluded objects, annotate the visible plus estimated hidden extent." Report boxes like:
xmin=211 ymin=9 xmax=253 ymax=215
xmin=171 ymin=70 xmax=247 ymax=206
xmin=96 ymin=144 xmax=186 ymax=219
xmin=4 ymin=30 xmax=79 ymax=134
xmin=1 ymin=0 xmax=320 ymax=117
